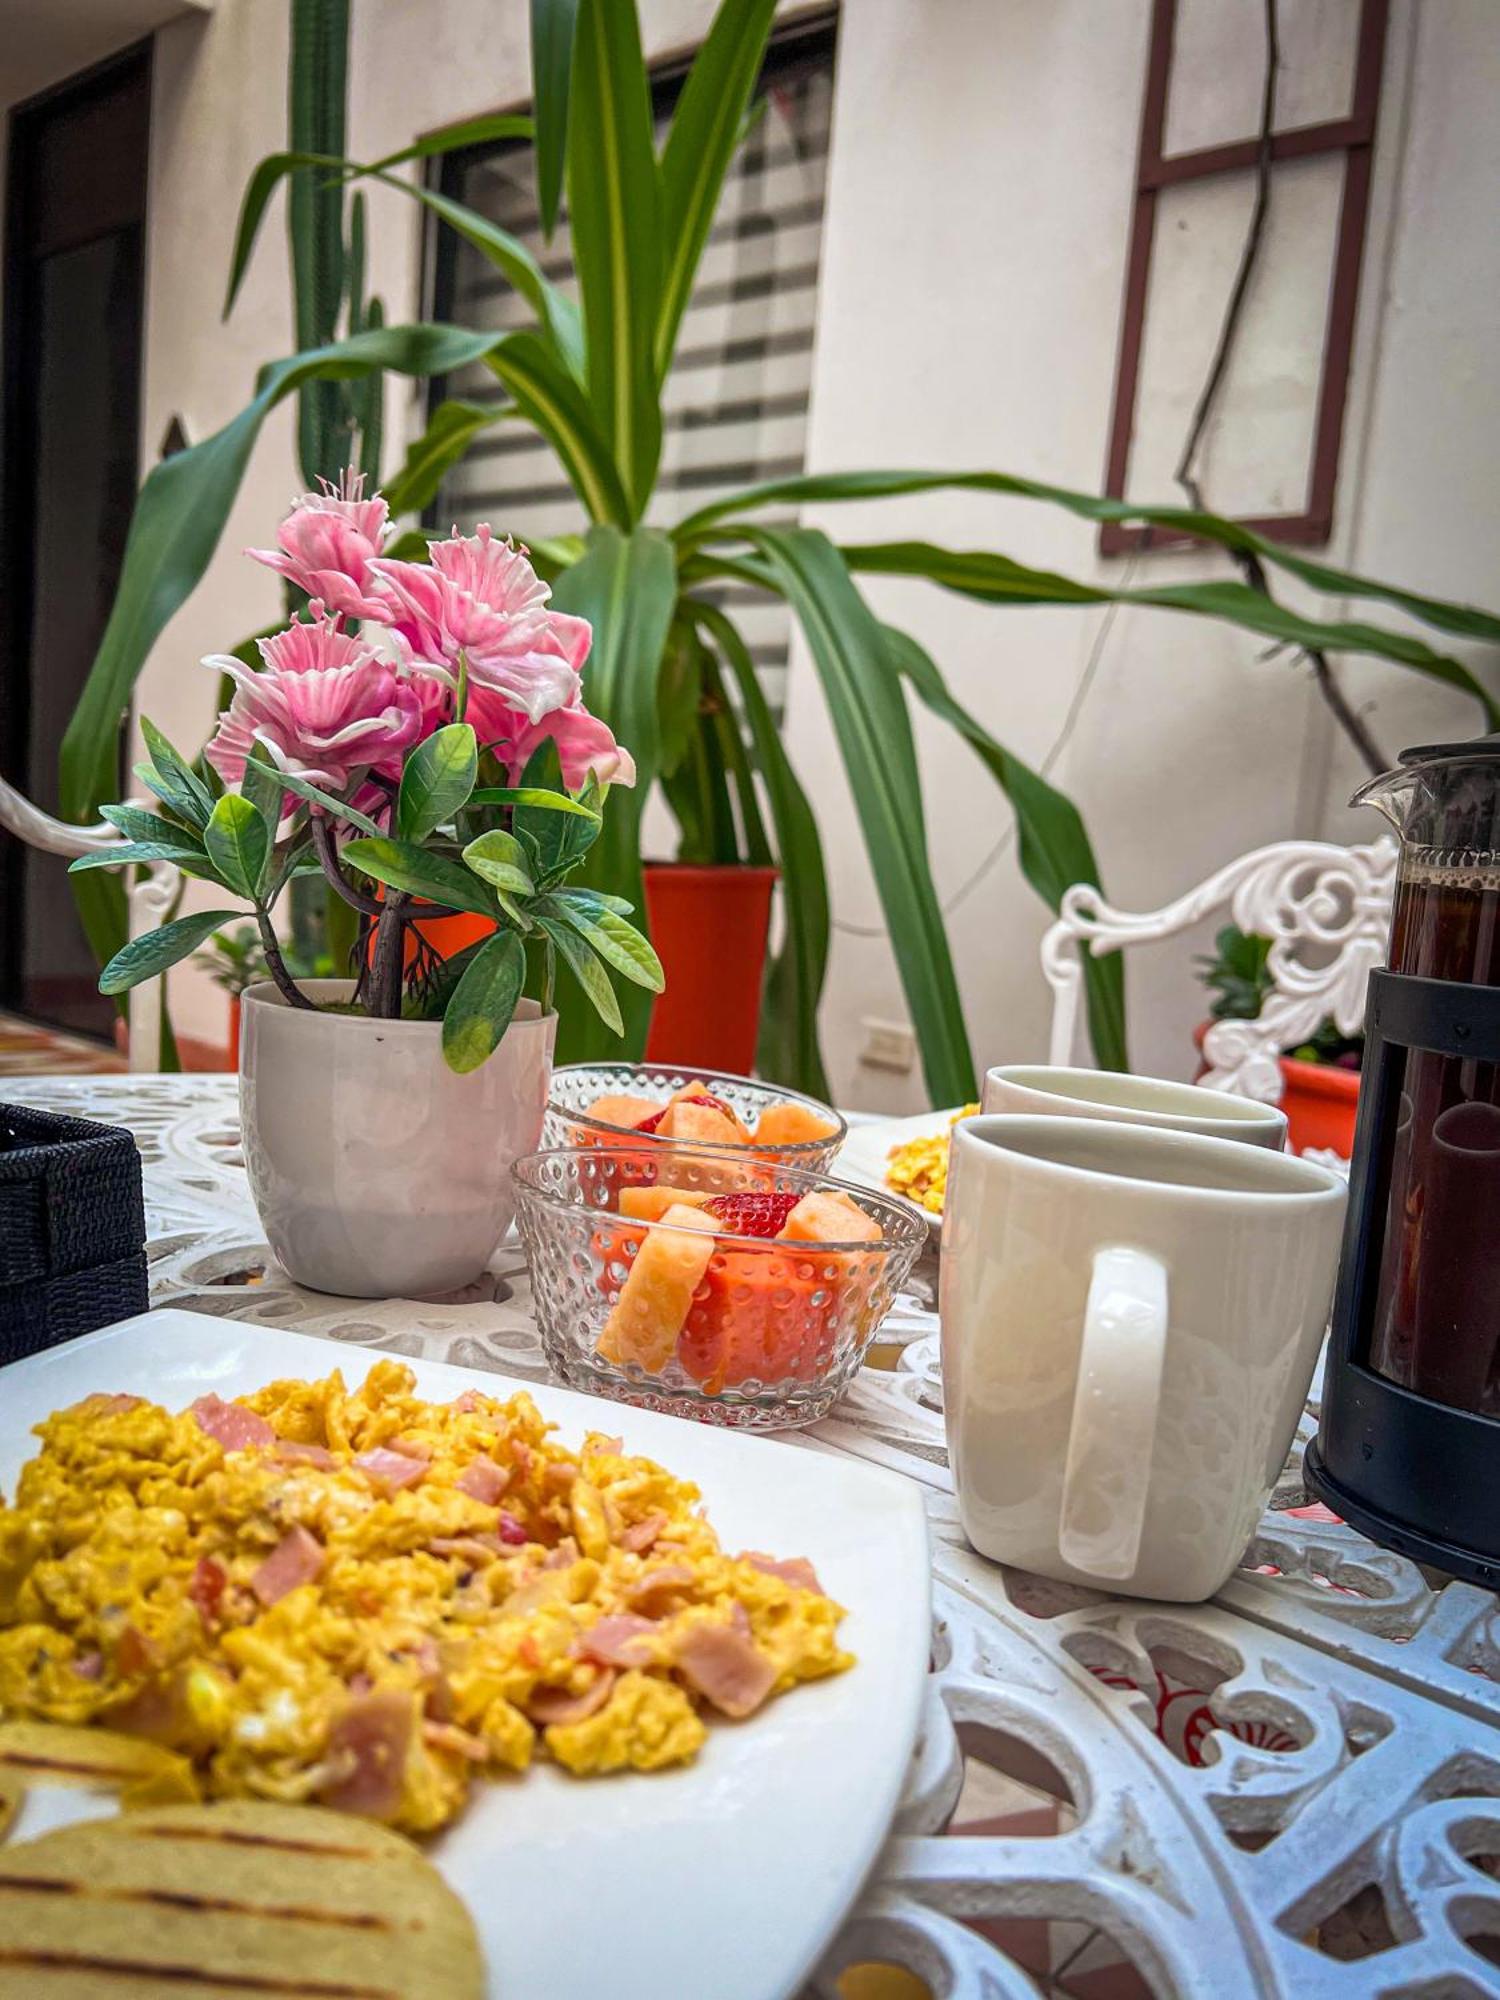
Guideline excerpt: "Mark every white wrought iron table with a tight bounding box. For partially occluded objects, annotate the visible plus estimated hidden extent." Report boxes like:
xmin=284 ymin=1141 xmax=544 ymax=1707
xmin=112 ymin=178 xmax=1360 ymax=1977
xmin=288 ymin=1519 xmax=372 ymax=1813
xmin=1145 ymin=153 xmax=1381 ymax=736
xmin=5 ymin=1073 xmax=1498 ymax=1999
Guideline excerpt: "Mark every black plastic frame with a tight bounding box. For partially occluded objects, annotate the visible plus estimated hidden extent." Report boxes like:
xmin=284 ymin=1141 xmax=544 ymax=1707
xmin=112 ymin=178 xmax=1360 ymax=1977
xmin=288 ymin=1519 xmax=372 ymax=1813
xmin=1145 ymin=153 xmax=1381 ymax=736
xmin=1307 ymin=968 xmax=1500 ymax=1586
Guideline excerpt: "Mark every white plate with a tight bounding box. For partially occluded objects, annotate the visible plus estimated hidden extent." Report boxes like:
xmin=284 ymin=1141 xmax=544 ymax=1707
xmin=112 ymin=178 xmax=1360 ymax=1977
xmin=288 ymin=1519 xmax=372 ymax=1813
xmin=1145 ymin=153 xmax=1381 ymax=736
xmin=836 ymin=1111 xmax=966 ymax=1236
xmin=0 ymin=1311 xmax=930 ymax=2000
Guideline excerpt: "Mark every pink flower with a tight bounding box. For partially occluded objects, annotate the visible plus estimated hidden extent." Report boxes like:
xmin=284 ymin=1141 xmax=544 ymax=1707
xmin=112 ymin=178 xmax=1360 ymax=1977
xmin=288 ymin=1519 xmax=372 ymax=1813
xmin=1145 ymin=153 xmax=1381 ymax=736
xmin=368 ymin=526 xmax=588 ymax=725
xmin=467 ymin=684 xmax=637 ymax=791
xmin=246 ymin=472 xmax=392 ymax=622
xmin=203 ymin=614 xmax=424 ymax=800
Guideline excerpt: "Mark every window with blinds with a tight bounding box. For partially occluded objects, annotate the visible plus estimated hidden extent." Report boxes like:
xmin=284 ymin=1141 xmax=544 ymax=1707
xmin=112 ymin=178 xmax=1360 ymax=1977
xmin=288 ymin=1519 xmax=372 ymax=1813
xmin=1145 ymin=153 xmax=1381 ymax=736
xmin=426 ymin=12 xmax=837 ymax=714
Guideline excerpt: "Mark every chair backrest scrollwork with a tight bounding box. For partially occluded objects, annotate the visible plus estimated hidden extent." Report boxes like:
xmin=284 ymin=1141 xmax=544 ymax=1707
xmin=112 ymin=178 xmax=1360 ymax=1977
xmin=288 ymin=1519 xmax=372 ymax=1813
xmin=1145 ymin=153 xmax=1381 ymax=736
xmin=1041 ymin=836 xmax=1400 ymax=1104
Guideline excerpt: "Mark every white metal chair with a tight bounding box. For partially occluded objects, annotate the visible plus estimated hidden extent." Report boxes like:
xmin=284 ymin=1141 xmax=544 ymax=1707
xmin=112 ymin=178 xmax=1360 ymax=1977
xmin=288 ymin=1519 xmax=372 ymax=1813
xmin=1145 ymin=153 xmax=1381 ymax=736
xmin=0 ymin=775 xmax=180 ymax=1071
xmin=1040 ymin=835 xmax=1400 ymax=1104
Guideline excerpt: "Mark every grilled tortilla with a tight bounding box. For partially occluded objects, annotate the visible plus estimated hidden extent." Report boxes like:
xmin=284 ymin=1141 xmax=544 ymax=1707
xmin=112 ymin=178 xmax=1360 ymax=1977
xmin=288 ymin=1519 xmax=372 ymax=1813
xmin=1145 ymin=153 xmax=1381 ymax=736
xmin=0 ymin=1721 xmax=196 ymax=1838
xmin=0 ymin=1799 xmax=485 ymax=1998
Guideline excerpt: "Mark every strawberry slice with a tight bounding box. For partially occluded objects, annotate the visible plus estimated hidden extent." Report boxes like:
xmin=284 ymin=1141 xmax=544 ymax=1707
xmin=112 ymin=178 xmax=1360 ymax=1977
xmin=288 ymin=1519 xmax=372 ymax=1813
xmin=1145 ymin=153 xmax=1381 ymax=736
xmin=703 ymin=1190 xmax=801 ymax=1238
xmin=634 ymin=1091 xmax=733 ymax=1135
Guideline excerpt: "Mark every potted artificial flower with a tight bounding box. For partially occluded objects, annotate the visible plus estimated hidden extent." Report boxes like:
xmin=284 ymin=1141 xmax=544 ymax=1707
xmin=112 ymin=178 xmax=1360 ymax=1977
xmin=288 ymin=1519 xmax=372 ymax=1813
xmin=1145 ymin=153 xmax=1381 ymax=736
xmin=80 ymin=479 xmax=658 ymax=1298
xmin=1194 ymin=925 xmax=1362 ymax=1156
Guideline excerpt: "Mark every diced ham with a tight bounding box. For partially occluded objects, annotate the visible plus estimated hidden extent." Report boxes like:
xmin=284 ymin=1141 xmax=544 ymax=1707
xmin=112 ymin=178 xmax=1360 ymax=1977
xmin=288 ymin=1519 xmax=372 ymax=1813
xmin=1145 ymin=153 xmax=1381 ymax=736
xmin=626 ymin=1562 xmax=695 ymax=1612
xmin=526 ymin=1670 xmax=616 ymax=1727
xmin=496 ymin=1511 xmax=529 ymax=1547
xmin=71 ymin=1393 xmax=144 ymax=1418
xmin=188 ymin=1556 xmax=228 ymax=1627
xmin=619 ymin=1512 xmax=667 ymax=1554
xmin=422 ymin=1720 xmax=490 ymax=1763
xmin=191 ymin=1394 xmax=274 ymax=1451
xmin=741 ymin=1551 xmax=825 ymax=1596
xmin=543 ymin=1462 xmax=576 ymax=1495
xmin=582 ymin=1615 xmax=658 ymax=1668
xmin=250 ymin=1525 xmax=325 ymax=1606
xmin=542 ymin=1536 xmax=580 ymax=1571
xmin=273 ymin=1441 xmax=336 ymax=1470
xmin=456 ymin=1455 xmax=509 ymax=1504
xmin=587 ymin=1434 xmax=624 ymax=1457
xmin=354 ymin=1447 xmax=428 ymax=1493
xmin=675 ymin=1620 xmax=777 ymax=1719
xmin=319 ymin=1690 xmax=415 ymax=1820
xmin=72 ymin=1651 xmax=103 ymax=1680
xmin=450 ymin=1390 xmax=482 ymax=1413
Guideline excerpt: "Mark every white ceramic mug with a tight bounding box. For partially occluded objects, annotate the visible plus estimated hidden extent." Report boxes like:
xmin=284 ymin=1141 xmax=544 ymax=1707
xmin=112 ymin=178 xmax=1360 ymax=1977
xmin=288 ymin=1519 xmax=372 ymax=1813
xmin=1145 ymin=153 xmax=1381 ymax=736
xmin=983 ymin=1064 xmax=1287 ymax=1150
xmin=941 ymin=1114 xmax=1346 ymax=1602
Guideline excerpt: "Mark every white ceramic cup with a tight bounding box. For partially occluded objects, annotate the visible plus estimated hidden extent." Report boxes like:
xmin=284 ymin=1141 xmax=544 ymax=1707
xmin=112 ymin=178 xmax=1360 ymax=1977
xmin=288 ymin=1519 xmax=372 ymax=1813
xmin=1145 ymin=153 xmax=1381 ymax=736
xmin=982 ymin=1064 xmax=1287 ymax=1149
xmin=940 ymin=1114 xmax=1346 ymax=1602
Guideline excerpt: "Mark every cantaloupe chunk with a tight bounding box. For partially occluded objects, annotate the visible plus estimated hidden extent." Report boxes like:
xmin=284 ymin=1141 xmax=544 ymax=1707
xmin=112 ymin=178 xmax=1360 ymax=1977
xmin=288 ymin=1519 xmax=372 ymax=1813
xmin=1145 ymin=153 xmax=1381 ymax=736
xmin=618 ymin=1185 xmax=714 ymax=1221
xmin=754 ymin=1101 xmax=839 ymax=1148
xmin=659 ymin=1099 xmax=745 ymax=1148
xmin=596 ymin=1204 xmax=719 ymax=1371
xmin=779 ymin=1189 xmax=882 ymax=1244
xmin=587 ymin=1093 xmax=664 ymax=1130
xmin=666 ymin=1084 xmax=752 ymax=1142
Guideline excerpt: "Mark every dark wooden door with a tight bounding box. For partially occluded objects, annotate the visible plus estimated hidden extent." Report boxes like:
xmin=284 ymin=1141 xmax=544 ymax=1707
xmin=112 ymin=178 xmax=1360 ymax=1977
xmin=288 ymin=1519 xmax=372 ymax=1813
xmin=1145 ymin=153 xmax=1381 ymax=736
xmin=2 ymin=42 xmax=151 ymax=1037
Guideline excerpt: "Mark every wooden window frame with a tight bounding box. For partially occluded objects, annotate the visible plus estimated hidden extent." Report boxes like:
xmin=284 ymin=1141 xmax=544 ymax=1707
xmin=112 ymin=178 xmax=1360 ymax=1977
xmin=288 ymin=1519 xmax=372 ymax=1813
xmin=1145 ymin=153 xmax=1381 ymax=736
xmin=1101 ymin=0 xmax=1388 ymax=556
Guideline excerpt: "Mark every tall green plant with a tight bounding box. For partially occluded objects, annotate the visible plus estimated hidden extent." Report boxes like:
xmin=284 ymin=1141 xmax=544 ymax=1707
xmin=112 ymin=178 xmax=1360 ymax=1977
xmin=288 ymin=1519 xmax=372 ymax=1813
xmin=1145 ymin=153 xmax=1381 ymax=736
xmin=61 ymin=0 xmax=1500 ymax=1103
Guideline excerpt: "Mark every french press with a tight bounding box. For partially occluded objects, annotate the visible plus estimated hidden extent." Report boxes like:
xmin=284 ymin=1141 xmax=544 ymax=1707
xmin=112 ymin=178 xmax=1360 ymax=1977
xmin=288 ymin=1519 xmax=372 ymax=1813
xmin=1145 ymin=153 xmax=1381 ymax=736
xmin=1306 ymin=735 xmax=1500 ymax=1585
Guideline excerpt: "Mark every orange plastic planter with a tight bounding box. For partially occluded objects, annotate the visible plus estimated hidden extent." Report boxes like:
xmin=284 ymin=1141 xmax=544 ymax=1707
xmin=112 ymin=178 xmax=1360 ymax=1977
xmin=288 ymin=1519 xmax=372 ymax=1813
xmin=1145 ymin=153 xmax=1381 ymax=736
xmin=1278 ymin=1056 xmax=1361 ymax=1157
xmin=642 ymin=864 xmax=777 ymax=1074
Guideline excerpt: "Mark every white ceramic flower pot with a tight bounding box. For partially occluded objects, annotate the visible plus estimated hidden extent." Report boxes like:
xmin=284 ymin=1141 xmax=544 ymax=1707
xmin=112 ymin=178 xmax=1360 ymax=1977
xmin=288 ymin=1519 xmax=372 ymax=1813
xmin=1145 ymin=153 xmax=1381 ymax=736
xmin=239 ymin=979 xmax=556 ymax=1298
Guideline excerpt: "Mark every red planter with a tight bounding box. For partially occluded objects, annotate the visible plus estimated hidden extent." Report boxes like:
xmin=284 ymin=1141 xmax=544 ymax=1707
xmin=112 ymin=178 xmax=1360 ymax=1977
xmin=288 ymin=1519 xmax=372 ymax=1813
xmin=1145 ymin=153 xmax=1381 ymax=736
xmin=1193 ymin=1022 xmax=1361 ymax=1156
xmin=1277 ymin=1055 xmax=1361 ymax=1158
xmin=643 ymin=864 xmax=777 ymax=1075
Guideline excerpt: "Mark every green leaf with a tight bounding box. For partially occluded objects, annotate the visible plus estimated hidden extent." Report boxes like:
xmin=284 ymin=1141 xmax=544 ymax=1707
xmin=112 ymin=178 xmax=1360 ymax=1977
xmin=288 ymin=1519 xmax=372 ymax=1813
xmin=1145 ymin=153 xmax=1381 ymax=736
xmin=540 ymin=915 xmax=623 ymax=1035
xmin=656 ymin=0 xmax=778 ymax=377
xmin=69 ymin=841 xmax=213 ymax=874
xmin=883 ymin=624 xmax=1129 ymax=1075
xmin=204 ymin=793 xmax=271 ymax=901
xmin=356 ymin=113 xmax=535 ymax=179
xmin=548 ymin=525 xmax=677 ymax=1062
xmin=467 ymin=786 xmax=601 ymax=818
xmin=701 ymin=644 xmax=771 ymax=864
xmin=140 ymin=719 xmax=214 ymax=829
xmin=462 ymin=829 xmax=535 ymax=898
xmin=679 ymin=467 xmax=1500 ymax=722
xmin=547 ymin=898 xmax=664 ymax=991
xmin=245 ymin=755 xmax=384 ymax=835
xmin=568 ymin=0 xmax=662 ymax=514
xmin=531 ymin=0 xmax=579 ymax=238
xmin=748 ymin=526 xmax=976 ymax=1107
xmin=399 ymin=723 xmax=478 ymax=843
xmin=240 ymin=754 xmax=285 ymax=845
xmin=100 ymin=803 xmax=206 ymax=848
xmin=99 ymin=909 xmax=245 ymax=995
xmin=485 ymin=334 xmax=631 ymax=528
xmin=382 ymin=400 xmax=509 ymax=518
xmin=341 ymin=838 xmax=498 ymax=918
xmin=691 ymin=598 xmax=830 ymax=1099
xmin=841 ymin=542 xmax=1495 ymax=710
xmin=288 ymin=0 xmax=349 ymax=485
xmin=442 ymin=930 xmax=526 ymax=1073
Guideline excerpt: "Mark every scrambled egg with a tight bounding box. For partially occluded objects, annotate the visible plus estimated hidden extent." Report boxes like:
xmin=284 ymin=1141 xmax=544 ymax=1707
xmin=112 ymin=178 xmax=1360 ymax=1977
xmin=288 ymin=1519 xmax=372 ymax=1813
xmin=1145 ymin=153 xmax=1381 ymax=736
xmin=0 ymin=1365 xmax=850 ymax=1834
xmin=884 ymin=1106 xmax=979 ymax=1214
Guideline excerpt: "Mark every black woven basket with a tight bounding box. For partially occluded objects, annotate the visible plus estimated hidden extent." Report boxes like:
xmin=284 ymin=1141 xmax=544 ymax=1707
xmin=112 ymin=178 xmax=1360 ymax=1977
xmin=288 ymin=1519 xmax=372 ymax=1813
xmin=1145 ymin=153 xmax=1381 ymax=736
xmin=0 ymin=1102 xmax=149 ymax=1363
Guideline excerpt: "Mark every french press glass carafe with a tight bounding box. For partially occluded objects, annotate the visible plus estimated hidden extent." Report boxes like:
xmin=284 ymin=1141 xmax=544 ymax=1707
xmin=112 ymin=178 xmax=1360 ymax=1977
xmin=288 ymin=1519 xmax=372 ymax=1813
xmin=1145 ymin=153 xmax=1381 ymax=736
xmin=1306 ymin=735 xmax=1500 ymax=1584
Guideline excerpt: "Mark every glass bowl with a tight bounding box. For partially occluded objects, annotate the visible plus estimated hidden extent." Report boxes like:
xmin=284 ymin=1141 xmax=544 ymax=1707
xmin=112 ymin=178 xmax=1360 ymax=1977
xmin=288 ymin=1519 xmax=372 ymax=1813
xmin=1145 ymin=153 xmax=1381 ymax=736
xmin=512 ymin=1142 xmax=927 ymax=1429
xmin=542 ymin=1062 xmax=848 ymax=1171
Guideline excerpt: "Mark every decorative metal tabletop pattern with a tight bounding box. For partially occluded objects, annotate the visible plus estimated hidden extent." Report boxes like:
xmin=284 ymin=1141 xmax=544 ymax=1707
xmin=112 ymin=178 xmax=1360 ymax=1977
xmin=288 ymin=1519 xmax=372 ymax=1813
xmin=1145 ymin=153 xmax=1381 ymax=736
xmin=6 ymin=1075 xmax=1497 ymax=1998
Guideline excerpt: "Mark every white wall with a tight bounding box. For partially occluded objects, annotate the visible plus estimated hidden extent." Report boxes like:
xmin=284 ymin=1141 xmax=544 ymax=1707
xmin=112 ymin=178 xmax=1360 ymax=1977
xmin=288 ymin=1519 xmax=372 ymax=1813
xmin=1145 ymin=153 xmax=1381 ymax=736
xmin=11 ymin=0 xmax=1496 ymax=1070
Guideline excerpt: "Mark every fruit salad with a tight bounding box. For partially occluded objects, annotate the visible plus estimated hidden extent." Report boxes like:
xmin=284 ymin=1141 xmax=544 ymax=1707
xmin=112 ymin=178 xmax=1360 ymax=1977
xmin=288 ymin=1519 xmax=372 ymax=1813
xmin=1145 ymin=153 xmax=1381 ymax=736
xmin=594 ymin=1184 xmax=883 ymax=1395
xmin=583 ymin=1079 xmax=840 ymax=1152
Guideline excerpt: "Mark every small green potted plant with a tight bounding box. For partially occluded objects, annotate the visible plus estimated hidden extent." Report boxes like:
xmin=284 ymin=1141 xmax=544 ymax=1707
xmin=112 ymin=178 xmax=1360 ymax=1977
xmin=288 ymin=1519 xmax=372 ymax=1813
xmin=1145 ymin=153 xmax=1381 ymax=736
xmin=82 ymin=478 xmax=658 ymax=1298
xmin=1195 ymin=925 xmax=1362 ymax=1155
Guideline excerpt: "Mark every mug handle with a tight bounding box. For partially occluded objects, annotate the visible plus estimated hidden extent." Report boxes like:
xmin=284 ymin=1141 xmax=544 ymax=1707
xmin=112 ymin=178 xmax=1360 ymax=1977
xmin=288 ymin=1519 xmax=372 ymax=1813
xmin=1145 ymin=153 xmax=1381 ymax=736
xmin=1057 ymin=1244 xmax=1169 ymax=1582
